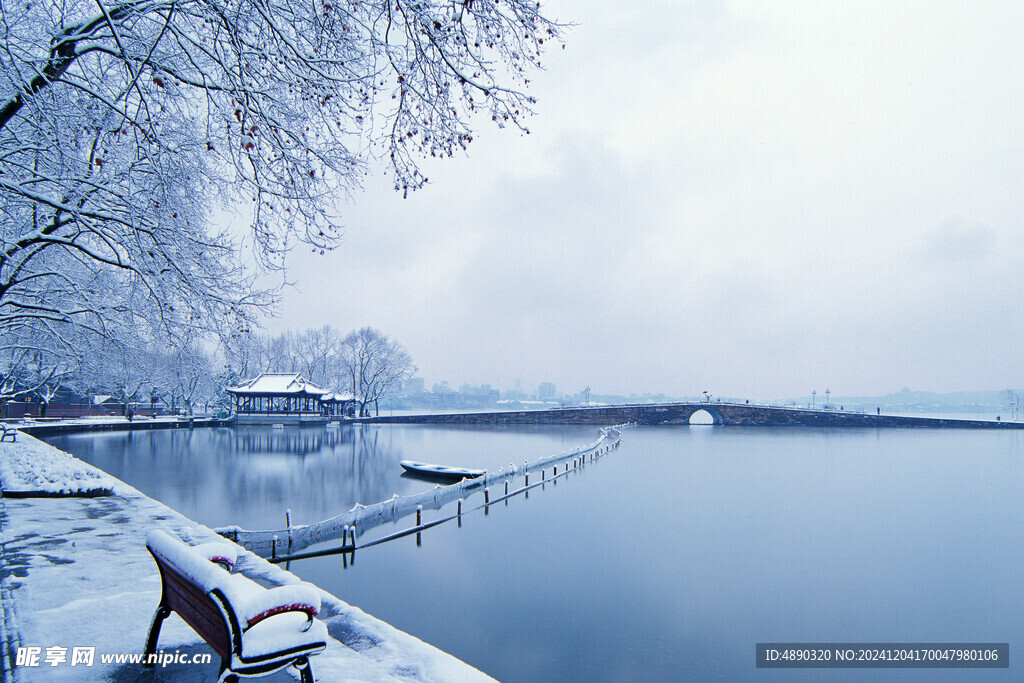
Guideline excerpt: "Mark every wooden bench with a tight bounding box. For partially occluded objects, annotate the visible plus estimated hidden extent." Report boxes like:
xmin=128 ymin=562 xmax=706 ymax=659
xmin=145 ymin=530 xmax=327 ymax=682
xmin=0 ymin=424 xmax=16 ymax=442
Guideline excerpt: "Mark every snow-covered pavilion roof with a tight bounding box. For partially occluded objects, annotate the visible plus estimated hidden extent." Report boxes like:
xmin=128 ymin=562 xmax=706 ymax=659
xmin=322 ymin=392 xmax=356 ymax=402
xmin=225 ymin=373 xmax=328 ymax=396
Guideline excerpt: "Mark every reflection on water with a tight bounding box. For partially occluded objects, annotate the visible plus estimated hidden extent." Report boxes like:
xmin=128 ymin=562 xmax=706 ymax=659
xmin=44 ymin=425 xmax=409 ymax=529
xmin=43 ymin=424 xmax=598 ymax=533
xmin=45 ymin=424 xmax=1024 ymax=681
xmin=229 ymin=426 xmax=347 ymax=455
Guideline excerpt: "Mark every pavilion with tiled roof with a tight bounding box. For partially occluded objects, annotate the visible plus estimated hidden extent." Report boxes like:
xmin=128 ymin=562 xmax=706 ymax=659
xmin=225 ymin=373 xmax=355 ymax=424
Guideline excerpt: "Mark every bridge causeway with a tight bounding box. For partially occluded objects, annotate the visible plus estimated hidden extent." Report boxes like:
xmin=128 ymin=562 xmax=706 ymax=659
xmin=358 ymin=402 xmax=1024 ymax=428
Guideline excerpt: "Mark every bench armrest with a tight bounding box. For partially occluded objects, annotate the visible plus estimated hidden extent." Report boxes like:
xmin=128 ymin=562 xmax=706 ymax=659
xmin=192 ymin=541 xmax=238 ymax=570
xmin=236 ymin=583 xmax=321 ymax=630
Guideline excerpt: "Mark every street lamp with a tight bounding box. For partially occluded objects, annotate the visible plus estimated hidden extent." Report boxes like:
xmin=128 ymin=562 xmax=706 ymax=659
xmin=825 ymin=388 xmax=830 ymax=410
xmin=811 ymin=390 xmax=816 ymax=409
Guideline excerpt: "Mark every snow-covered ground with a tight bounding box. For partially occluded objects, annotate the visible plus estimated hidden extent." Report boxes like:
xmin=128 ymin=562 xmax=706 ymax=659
xmin=11 ymin=415 xmax=194 ymax=427
xmin=0 ymin=432 xmax=115 ymax=495
xmin=0 ymin=433 xmax=492 ymax=681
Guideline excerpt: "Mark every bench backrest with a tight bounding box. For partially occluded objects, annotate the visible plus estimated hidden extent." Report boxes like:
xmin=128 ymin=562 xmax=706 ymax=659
xmin=149 ymin=548 xmax=234 ymax=660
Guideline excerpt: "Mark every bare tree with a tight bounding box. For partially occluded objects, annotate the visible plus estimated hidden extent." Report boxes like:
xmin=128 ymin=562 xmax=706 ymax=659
xmin=336 ymin=327 xmax=415 ymax=416
xmin=226 ymin=327 xmax=340 ymax=383
xmin=0 ymin=0 xmax=564 ymax=367
xmin=164 ymin=343 xmax=214 ymax=417
xmin=1004 ymin=389 xmax=1022 ymax=421
xmin=0 ymin=318 xmax=85 ymax=416
xmin=79 ymin=331 xmax=160 ymax=415
xmin=293 ymin=325 xmax=339 ymax=387
xmin=223 ymin=331 xmax=258 ymax=381
xmin=225 ymin=330 xmax=289 ymax=377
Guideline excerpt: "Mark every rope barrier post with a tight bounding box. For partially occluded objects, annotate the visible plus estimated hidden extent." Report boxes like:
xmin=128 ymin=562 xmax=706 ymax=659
xmin=285 ymin=509 xmax=293 ymax=551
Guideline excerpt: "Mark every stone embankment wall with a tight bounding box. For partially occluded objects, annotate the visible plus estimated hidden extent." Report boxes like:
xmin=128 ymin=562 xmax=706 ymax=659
xmin=14 ymin=417 xmax=233 ymax=437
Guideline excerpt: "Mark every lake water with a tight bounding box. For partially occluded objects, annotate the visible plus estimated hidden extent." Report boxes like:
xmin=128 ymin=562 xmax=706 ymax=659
xmin=45 ymin=424 xmax=1024 ymax=681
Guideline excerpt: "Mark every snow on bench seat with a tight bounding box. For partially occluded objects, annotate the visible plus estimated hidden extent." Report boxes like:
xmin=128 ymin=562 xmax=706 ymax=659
xmin=145 ymin=529 xmax=327 ymax=682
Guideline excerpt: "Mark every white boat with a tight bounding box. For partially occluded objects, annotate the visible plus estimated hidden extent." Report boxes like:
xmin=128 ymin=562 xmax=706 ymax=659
xmin=399 ymin=460 xmax=485 ymax=482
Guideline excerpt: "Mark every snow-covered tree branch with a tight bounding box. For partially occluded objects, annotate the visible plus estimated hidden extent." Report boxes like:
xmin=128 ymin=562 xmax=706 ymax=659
xmin=0 ymin=0 xmax=563 ymax=380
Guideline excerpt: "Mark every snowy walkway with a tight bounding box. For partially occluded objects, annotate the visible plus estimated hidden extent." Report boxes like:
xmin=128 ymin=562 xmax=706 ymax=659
xmin=0 ymin=432 xmax=492 ymax=682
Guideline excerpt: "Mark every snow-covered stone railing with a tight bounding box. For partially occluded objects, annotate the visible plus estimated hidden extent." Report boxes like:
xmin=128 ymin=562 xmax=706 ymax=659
xmin=218 ymin=426 xmax=626 ymax=558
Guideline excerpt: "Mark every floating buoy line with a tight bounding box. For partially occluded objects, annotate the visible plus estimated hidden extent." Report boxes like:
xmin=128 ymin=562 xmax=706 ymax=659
xmin=217 ymin=425 xmax=629 ymax=564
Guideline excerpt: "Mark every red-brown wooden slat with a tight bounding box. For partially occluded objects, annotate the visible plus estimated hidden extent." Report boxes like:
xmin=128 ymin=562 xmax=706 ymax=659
xmin=159 ymin=562 xmax=232 ymax=659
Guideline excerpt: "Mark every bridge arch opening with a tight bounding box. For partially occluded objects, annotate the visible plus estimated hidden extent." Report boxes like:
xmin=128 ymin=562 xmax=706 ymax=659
xmin=689 ymin=409 xmax=719 ymax=425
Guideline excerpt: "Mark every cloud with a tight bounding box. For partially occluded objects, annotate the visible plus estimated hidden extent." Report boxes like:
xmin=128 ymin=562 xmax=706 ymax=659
xmin=266 ymin=0 xmax=1024 ymax=398
xmin=919 ymin=221 xmax=996 ymax=264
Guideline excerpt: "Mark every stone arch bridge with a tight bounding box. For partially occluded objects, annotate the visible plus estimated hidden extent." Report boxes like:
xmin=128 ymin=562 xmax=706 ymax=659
xmin=359 ymin=402 xmax=1023 ymax=429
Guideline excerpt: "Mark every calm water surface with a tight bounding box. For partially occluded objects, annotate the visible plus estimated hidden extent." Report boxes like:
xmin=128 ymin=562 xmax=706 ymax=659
xmin=47 ymin=425 xmax=1024 ymax=681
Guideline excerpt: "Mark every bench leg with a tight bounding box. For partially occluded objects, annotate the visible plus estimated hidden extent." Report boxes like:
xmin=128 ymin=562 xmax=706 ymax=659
xmin=294 ymin=656 xmax=314 ymax=683
xmin=143 ymin=605 xmax=171 ymax=666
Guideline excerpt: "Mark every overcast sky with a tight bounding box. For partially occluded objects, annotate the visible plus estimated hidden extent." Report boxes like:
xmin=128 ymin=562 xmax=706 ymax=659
xmin=266 ymin=0 xmax=1024 ymax=400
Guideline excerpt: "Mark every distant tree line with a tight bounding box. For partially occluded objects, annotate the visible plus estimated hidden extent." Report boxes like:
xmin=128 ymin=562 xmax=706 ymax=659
xmin=1 ymin=323 xmax=413 ymax=419
xmin=1 ymin=325 xmax=217 ymax=418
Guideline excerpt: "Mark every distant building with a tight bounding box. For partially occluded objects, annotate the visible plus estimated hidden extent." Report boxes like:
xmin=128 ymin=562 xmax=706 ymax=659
xmin=404 ymin=377 xmax=425 ymax=394
xmin=538 ymin=382 xmax=557 ymax=400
